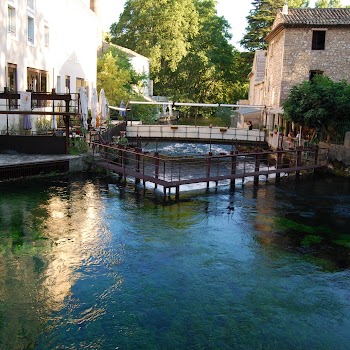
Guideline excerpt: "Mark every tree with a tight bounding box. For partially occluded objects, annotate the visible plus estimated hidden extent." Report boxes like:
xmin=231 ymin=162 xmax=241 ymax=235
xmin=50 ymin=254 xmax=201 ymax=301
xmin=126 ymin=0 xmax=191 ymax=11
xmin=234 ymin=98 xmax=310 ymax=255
xmin=315 ymin=0 xmax=342 ymax=7
xmin=240 ymin=0 xmax=309 ymax=51
xmin=109 ymin=0 xmax=250 ymax=108
xmin=155 ymin=0 xmax=246 ymax=104
xmin=110 ymin=0 xmax=199 ymax=75
xmin=97 ymin=46 xmax=148 ymax=116
xmin=283 ymin=75 xmax=350 ymax=141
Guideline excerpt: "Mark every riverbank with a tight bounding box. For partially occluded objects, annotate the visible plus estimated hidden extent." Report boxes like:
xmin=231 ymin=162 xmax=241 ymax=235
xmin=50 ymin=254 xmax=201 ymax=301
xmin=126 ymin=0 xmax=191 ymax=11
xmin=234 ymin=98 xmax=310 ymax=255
xmin=319 ymin=141 xmax=350 ymax=177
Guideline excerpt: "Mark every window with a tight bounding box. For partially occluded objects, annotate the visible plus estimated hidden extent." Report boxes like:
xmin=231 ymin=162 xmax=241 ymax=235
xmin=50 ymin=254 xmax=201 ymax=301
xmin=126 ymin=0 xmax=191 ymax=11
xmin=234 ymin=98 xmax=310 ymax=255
xmin=76 ymin=78 xmax=86 ymax=92
xmin=8 ymin=63 xmax=17 ymax=92
xmin=65 ymin=76 xmax=71 ymax=93
xmin=27 ymin=68 xmax=49 ymax=106
xmin=312 ymin=30 xmax=326 ymax=50
xmin=8 ymin=6 xmax=16 ymax=35
xmin=27 ymin=16 xmax=34 ymax=44
xmin=56 ymin=76 xmax=61 ymax=93
xmin=309 ymin=70 xmax=323 ymax=81
xmin=27 ymin=68 xmax=48 ymax=92
xmin=8 ymin=63 xmax=18 ymax=108
xmin=44 ymin=25 xmax=49 ymax=47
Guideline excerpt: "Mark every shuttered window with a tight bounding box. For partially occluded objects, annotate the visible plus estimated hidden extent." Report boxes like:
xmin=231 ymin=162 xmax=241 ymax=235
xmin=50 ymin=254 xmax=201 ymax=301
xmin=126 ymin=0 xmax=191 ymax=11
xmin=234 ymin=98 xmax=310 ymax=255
xmin=28 ymin=16 xmax=34 ymax=44
xmin=312 ymin=30 xmax=326 ymax=50
xmin=8 ymin=6 xmax=16 ymax=35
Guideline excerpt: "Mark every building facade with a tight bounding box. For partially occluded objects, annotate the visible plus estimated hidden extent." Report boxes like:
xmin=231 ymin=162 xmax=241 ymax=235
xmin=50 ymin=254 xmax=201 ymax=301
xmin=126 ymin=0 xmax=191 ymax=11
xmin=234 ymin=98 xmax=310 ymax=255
xmin=233 ymin=50 xmax=266 ymax=129
xmin=264 ymin=6 xmax=350 ymax=129
xmin=1 ymin=0 xmax=102 ymax=131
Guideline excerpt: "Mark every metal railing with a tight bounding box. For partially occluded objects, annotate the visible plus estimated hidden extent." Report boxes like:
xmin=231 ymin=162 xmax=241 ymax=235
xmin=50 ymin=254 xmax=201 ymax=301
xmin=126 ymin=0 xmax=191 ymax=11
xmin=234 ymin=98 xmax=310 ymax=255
xmin=90 ymin=142 xmax=328 ymax=190
xmin=126 ymin=125 xmax=266 ymax=143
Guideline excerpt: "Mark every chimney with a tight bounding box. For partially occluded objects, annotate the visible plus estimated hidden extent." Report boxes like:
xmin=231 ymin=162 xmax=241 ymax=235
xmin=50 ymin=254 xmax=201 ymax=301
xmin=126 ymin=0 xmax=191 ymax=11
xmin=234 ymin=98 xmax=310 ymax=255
xmin=282 ymin=2 xmax=288 ymax=15
xmin=90 ymin=0 xmax=100 ymax=16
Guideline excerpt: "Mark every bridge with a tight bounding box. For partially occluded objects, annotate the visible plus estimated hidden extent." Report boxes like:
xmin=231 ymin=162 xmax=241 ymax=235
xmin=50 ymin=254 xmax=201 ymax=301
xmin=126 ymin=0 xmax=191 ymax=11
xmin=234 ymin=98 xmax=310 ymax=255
xmin=89 ymin=140 xmax=328 ymax=202
xmin=125 ymin=125 xmax=266 ymax=145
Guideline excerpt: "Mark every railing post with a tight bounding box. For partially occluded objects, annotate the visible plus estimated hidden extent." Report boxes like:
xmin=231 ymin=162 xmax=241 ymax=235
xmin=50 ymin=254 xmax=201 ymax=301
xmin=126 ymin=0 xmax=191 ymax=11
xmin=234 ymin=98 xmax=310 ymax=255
xmin=122 ymin=147 xmax=126 ymax=181
xmin=296 ymin=147 xmax=302 ymax=178
xmin=254 ymin=153 xmax=260 ymax=185
xmin=142 ymin=154 xmax=146 ymax=187
xmin=230 ymin=150 xmax=237 ymax=190
xmin=154 ymin=151 xmax=159 ymax=189
xmin=206 ymin=152 xmax=212 ymax=189
xmin=175 ymin=186 xmax=180 ymax=200
xmin=135 ymin=148 xmax=141 ymax=184
xmin=118 ymin=147 xmax=123 ymax=166
xmin=314 ymin=145 xmax=319 ymax=164
xmin=276 ymin=148 xmax=282 ymax=184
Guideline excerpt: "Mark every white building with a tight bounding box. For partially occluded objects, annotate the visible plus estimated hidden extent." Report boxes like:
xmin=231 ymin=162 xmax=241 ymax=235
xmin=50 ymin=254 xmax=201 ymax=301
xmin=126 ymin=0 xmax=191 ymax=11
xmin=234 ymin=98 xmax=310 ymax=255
xmin=1 ymin=0 xmax=102 ymax=131
xmin=100 ymin=42 xmax=151 ymax=98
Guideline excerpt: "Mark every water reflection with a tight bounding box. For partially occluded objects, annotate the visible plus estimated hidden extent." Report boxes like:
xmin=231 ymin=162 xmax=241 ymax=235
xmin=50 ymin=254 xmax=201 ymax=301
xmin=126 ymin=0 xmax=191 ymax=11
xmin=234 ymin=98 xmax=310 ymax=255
xmin=0 ymin=174 xmax=349 ymax=349
xmin=0 ymin=177 xmax=112 ymax=349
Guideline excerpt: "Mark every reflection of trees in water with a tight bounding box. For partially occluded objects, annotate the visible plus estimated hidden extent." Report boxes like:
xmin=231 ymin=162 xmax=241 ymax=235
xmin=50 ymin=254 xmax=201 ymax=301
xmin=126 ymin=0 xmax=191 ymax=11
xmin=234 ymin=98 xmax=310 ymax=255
xmin=0 ymin=180 xmax=106 ymax=349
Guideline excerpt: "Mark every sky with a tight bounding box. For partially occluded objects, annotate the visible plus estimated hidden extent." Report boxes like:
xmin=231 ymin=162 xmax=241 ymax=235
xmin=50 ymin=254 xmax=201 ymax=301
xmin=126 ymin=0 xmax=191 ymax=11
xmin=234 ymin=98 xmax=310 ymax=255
xmin=99 ymin=0 xmax=350 ymax=50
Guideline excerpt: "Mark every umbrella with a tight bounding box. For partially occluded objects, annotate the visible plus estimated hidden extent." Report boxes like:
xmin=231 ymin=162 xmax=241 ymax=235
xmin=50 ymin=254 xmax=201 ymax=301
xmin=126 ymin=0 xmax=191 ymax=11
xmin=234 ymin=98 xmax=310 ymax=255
xmin=79 ymin=87 xmax=88 ymax=130
xmin=91 ymin=88 xmax=98 ymax=128
xmin=119 ymin=100 xmax=126 ymax=119
xmin=99 ymin=89 xmax=108 ymax=123
xmin=50 ymin=115 xmax=57 ymax=130
xmin=23 ymin=114 xmax=32 ymax=130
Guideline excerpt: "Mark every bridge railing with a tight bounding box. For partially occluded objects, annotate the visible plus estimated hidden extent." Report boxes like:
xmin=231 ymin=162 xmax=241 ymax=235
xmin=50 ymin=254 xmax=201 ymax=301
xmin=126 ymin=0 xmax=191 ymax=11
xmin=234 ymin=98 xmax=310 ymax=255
xmin=126 ymin=125 xmax=265 ymax=142
xmin=90 ymin=142 xmax=328 ymax=187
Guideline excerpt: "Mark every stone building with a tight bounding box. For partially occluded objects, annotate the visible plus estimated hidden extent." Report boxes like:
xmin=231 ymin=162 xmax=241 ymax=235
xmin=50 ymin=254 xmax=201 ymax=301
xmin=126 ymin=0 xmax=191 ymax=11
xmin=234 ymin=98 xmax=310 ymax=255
xmin=264 ymin=5 xmax=350 ymax=130
xmin=233 ymin=50 xmax=266 ymax=129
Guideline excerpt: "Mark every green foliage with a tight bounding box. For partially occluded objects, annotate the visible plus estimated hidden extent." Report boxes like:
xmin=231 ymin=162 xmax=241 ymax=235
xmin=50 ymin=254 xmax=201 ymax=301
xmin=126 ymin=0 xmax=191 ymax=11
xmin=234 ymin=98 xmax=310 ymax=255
xmin=8 ymin=121 xmax=20 ymax=135
xmin=109 ymin=0 xmax=249 ymax=104
xmin=240 ymin=0 xmax=309 ymax=51
xmin=315 ymin=0 xmax=343 ymax=7
xmin=69 ymin=138 xmax=89 ymax=155
xmin=156 ymin=0 xmax=248 ymax=104
xmin=97 ymin=49 xmax=132 ymax=106
xmin=97 ymin=45 xmax=150 ymax=118
xmin=129 ymin=101 xmax=158 ymax=125
xmin=110 ymin=0 xmax=199 ymax=74
xmin=35 ymin=116 xmax=50 ymax=134
xmin=301 ymin=235 xmax=324 ymax=247
xmin=117 ymin=136 xmax=128 ymax=145
xmin=283 ymin=75 xmax=350 ymax=142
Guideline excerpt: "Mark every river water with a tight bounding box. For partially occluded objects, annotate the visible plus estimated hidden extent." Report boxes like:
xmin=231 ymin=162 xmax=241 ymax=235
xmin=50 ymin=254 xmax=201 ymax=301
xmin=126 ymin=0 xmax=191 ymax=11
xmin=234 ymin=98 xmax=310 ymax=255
xmin=0 ymin=144 xmax=350 ymax=349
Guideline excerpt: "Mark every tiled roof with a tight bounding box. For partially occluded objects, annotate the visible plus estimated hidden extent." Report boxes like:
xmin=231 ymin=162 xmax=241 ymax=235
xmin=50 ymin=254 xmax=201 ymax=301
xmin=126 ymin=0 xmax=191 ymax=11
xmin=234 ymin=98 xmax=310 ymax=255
xmin=281 ymin=8 xmax=350 ymax=26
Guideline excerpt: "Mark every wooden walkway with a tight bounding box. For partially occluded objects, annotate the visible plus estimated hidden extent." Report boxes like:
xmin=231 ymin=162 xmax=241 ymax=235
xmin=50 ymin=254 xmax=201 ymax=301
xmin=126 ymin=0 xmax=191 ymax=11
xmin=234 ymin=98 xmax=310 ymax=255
xmin=90 ymin=142 xmax=328 ymax=201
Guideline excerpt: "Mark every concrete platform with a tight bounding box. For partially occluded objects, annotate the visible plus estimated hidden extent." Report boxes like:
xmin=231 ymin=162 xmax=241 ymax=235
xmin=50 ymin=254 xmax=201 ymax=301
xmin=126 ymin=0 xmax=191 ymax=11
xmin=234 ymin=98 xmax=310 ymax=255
xmin=0 ymin=153 xmax=80 ymax=166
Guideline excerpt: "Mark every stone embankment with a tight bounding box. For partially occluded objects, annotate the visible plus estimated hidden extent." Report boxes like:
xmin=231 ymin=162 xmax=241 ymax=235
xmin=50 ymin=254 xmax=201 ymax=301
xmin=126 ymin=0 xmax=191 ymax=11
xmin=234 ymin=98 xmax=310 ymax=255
xmin=320 ymin=131 xmax=350 ymax=176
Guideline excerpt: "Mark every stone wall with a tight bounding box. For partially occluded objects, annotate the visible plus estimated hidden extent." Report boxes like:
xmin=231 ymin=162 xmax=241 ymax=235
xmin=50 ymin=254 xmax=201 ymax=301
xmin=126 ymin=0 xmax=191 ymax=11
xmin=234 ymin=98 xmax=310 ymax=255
xmin=264 ymin=30 xmax=285 ymax=108
xmin=320 ymin=134 xmax=350 ymax=175
xmin=265 ymin=27 xmax=350 ymax=106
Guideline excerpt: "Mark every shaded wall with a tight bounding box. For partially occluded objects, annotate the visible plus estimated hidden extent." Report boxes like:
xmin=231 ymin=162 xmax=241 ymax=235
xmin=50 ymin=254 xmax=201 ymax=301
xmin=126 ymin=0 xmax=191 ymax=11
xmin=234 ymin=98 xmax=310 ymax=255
xmin=0 ymin=135 xmax=66 ymax=154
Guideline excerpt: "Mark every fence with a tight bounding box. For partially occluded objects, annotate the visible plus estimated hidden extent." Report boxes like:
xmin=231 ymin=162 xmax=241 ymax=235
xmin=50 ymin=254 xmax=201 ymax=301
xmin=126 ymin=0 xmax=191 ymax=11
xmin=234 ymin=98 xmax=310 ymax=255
xmin=90 ymin=142 xmax=328 ymax=200
xmin=126 ymin=125 xmax=266 ymax=143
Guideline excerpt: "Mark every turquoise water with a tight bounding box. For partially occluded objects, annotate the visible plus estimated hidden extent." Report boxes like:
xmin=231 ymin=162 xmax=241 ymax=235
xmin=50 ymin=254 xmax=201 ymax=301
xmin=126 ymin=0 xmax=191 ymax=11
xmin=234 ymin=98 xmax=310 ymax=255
xmin=0 ymin=173 xmax=350 ymax=350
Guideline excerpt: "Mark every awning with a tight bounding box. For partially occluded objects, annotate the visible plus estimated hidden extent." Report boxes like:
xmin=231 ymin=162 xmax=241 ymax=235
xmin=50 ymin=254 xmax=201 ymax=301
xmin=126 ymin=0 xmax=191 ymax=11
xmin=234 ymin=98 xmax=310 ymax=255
xmin=233 ymin=107 xmax=261 ymax=115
